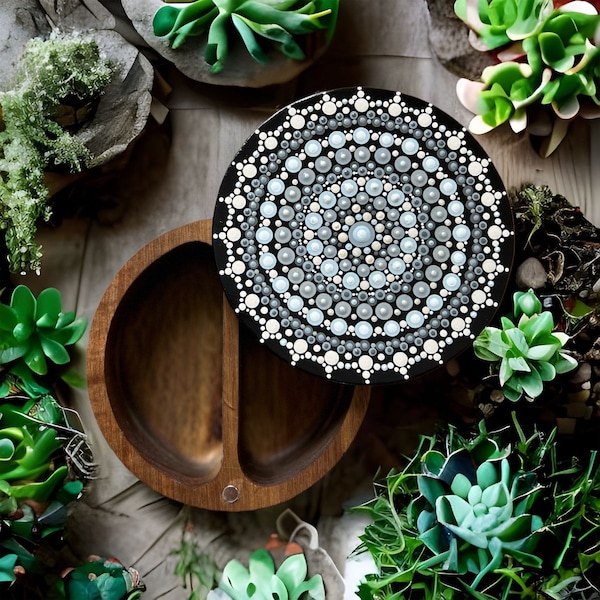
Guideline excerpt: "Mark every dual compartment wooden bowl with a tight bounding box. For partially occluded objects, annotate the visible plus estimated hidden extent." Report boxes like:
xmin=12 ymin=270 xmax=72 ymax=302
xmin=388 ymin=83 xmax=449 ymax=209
xmin=87 ymin=219 xmax=370 ymax=511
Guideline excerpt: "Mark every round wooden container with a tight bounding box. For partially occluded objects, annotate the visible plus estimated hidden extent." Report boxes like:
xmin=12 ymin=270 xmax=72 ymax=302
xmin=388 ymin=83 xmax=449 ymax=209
xmin=87 ymin=219 xmax=370 ymax=511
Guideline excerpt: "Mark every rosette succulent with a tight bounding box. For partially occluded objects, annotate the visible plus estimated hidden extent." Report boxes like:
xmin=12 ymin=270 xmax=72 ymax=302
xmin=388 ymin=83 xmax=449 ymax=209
xmin=353 ymin=416 xmax=600 ymax=600
xmin=416 ymin=442 xmax=543 ymax=590
xmin=455 ymin=0 xmax=600 ymax=151
xmin=473 ymin=289 xmax=577 ymax=400
xmin=0 ymin=285 xmax=87 ymax=390
xmin=153 ymin=0 xmax=338 ymax=73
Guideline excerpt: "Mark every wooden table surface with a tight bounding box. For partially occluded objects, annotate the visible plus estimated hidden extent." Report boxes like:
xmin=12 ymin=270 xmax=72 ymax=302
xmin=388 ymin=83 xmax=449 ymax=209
xmin=14 ymin=0 xmax=600 ymax=596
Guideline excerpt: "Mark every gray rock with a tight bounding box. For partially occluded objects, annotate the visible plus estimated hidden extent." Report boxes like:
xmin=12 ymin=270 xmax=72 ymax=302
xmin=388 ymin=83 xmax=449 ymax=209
xmin=515 ymin=257 xmax=547 ymax=290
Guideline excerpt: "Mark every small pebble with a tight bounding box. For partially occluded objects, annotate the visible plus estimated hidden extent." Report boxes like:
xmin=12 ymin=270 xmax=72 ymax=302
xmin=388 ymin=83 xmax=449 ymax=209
xmin=515 ymin=257 xmax=547 ymax=289
xmin=569 ymin=362 xmax=592 ymax=385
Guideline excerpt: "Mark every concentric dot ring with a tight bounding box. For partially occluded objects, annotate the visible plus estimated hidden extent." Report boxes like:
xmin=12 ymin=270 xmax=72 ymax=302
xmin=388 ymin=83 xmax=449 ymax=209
xmin=212 ymin=87 xmax=514 ymax=385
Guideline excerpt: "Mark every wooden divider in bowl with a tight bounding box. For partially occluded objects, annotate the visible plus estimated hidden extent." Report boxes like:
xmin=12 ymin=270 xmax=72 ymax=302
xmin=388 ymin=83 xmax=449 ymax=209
xmin=87 ymin=219 xmax=370 ymax=511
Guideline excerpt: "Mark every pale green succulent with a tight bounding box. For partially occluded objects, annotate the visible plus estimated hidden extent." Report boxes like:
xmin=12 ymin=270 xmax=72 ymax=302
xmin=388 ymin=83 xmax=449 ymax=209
xmin=417 ymin=450 xmax=543 ymax=590
xmin=473 ymin=289 xmax=577 ymax=401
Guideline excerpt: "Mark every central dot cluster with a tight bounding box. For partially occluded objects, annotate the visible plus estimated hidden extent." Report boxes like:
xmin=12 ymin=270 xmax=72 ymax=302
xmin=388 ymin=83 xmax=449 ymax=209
xmin=213 ymin=88 xmax=513 ymax=384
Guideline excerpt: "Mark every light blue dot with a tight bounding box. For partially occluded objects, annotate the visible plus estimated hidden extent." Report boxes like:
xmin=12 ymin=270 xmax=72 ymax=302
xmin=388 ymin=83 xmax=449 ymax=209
xmin=440 ymin=178 xmax=457 ymax=196
xmin=331 ymin=318 xmax=348 ymax=335
xmin=305 ymin=140 xmax=322 ymax=157
xmin=453 ymin=224 xmax=471 ymax=242
xmin=287 ymin=295 xmax=304 ymax=312
xmin=259 ymin=253 xmax=276 ymax=269
xmin=321 ymin=259 xmax=339 ymax=277
xmin=369 ymin=271 xmax=387 ymax=289
xmin=272 ymin=276 xmax=290 ymax=293
xmin=355 ymin=321 xmax=373 ymax=339
xmin=451 ymin=251 xmax=467 ymax=266
xmin=443 ymin=273 xmax=461 ymax=291
xmin=267 ymin=178 xmax=285 ymax=195
xmin=319 ymin=191 xmax=337 ymax=208
xmin=336 ymin=148 xmax=352 ymax=165
xmin=379 ymin=132 xmax=395 ymax=147
xmin=353 ymin=127 xmax=371 ymax=144
xmin=413 ymin=282 xmax=430 ymax=298
xmin=285 ymin=156 xmax=302 ymax=173
xmin=388 ymin=258 xmax=406 ymax=275
xmin=341 ymin=179 xmax=358 ymax=197
xmin=422 ymin=156 xmax=439 ymax=172
xmin=343 ymin=272 xmax=359 ymax=290
xmin=306 ymin=212 xmax=323 ymax=230
xmin=384 ymin=320 xmax=401 ymax=336
xmin=427 ymin=294 xmax=443 ymax=311
xmin=366 ymin=178 xmax=384 ymax=196
xmin=307 ymin=239 xmax=324 ymax=255
xmin=328 ymin=130 xmax=346 ymax=148
xmin=448 ymin=200 xmax=465 ymax=216
xmin=400 ymin=212 xmax=417 ymax=228
xmin=401 ymin=138 xmax=419 ymax=155
xmin=387 ymin=189 xmax=405 ymax=206
xmin=260 ymin=201 xmax=277 ymax=218
xmin=335 ymin=301 xmax=352 ymax=317
xmin=400 ymin=238 xmax=417 ymax=253
xmin=256 ymin=227 xmax=273 ymax=244
xmin=406 ymin=310 xmax=425 ymax=328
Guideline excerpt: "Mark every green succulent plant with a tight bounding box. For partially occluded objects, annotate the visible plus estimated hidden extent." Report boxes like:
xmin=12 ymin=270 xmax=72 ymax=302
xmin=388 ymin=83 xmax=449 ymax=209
xmin=0 ymin=285 xmax=87 ymax=391
xmin=455 ymin=0 xmax=600 ymax=145
xmin=208 ymin=548 xmax=324 ymax=600
xmin=152 ymin=0 xmax=338 ymax=73
xmin=353 ymin=415 xmax=600 ymax=600
xmin=473 ymin=288 xmax=577 ymax=401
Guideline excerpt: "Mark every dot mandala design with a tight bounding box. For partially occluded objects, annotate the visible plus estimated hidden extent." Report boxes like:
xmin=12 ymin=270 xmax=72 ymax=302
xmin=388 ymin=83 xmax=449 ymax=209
xmin=213 ymin=88 xmax=514 ymax=385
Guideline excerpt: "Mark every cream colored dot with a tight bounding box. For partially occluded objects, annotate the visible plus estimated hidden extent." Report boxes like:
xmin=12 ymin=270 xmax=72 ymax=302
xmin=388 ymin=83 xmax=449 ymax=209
xmin=242 ymin=164 xmax=257 ymax=178
xmin=291 ymin=114 xmax=306 ymax=129
xmin=359 ymin=355 xmax=374 ymax=371
xmin=481 ymin=192 xmax=495 ymax=206
xmin=388 ymin=103 xmax=401 ymax=117
xmin=482 ymin=259 xmax=497 ymax=273
xmin=265 ymin=136 xmax=278 ymax=150
xmin=447 ymin=135 xmax=461 ymax=150
xmin=423 ymin=339 xmax=438 ymax=354
xmin=451 ymin=317 xmax=465 ymax=331
xmin=266 ymin=319 xmax=280 ymax=334
xmin=323 ymin=101 xmax=337 ymax=115
xmin=227 ymin=228 xmax=242 ymax=242
xmin=355 ymin=98 xmax=369 ymax=112
xmin=325 ymin=350 xmax=339 ymax=366
xmin=232 ymin=196 xmax=246 ymax=210
xmin=232 ymin=260 xmax=246 ymax=275
xmin=418 ymin=113 xmax=432 ymax=127
xmin=393 ymin=352 xmax=408 ymax=368
xmin=487 ymin=225 xmax=503 ymax=240
xmin=246 ymin=294 xmax=260 ymax=309
xmin=294 ymin=339 xmax=308 ymax=354
xmin=468 ymin=161 xmax=483 ymax=176
xmin=471 ymin=289 xmax=486 ymax=304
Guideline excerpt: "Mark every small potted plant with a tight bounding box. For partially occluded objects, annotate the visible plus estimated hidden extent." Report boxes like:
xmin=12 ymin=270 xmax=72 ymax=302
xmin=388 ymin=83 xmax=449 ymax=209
xmin=452 ymin=0 xmax=600 ymax=155
xmin=353 ymin=414 xmax=600 ymax=599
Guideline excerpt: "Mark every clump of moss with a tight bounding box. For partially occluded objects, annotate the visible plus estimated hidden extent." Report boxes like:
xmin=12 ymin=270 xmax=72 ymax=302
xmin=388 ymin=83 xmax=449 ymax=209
xmin=0 ymin=30 xmax=115 ymax=275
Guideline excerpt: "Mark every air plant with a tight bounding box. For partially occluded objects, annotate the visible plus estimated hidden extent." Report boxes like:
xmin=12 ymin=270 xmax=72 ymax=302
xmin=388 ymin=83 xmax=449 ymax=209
xmin=353 ymin=415 xmax=600 ymax=600
xmin=152 ymin=0 xmax=338 ymax=74
xmin=207 ymin=548 xmax=325 ymax=600
xmin=0 ymin=31 xmax=115 ymax=274
xmin=454 ymin=0 xmax=600 ymax=153
xmin=473 ymin=288 xmax=577 ymax=401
